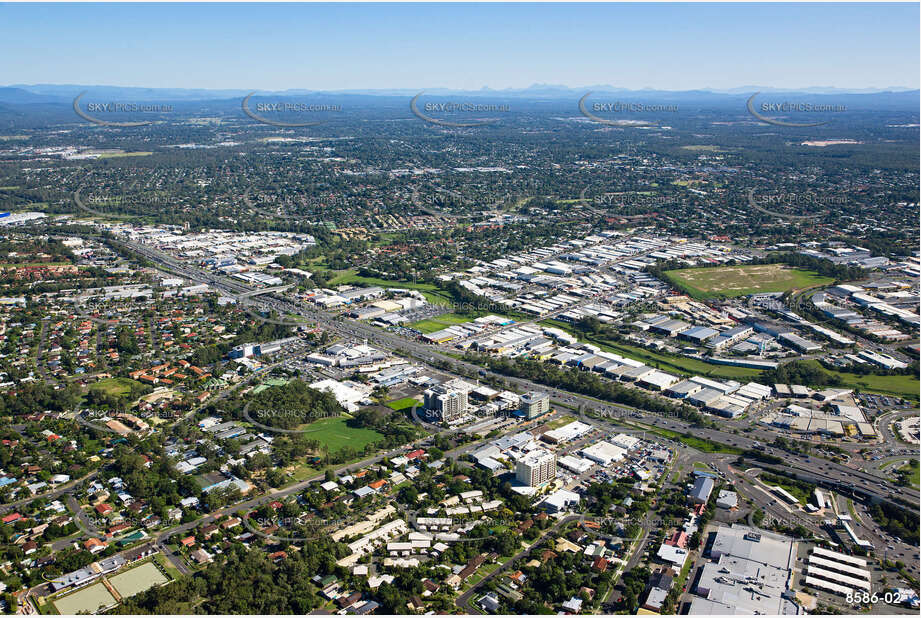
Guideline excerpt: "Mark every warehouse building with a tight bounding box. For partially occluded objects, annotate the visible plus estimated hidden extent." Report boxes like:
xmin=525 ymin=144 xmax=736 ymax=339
xmin=689 ymin=476 xmax=714 ymax=505
xmin=689 ymin=525 xmax=797 ymax=615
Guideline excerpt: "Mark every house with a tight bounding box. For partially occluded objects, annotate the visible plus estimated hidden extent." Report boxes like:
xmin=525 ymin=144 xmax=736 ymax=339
xmin=180 ymin=535 xmax=196 ymax=547
xmin=478 ymin=592 xmax=501 ymax=613
xmin=84 ymin=537 xmax=108 ymax=554
xmin=190 ymin=548 xmax=212 ymax=564
xmin=95 ymin=503 xmax=113 ymax=515
xmin=337 ymin=592 xmax=362 ymax=609
xmin=562 ymin=597 xmax=583 ymax=613
xmin=665 ymin=531 xmax=688 ymax=549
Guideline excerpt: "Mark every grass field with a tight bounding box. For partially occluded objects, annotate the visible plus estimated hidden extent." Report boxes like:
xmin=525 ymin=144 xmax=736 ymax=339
xmin=663 ymin=264 xmax=833 ymax=299
xmin=898 ymin=462 xmax=920 ymax=488
xmin=108 ymin=561 xmax=169 ymax=598
xmin=408 ymin=312 xmax=475 ymax=333
xmin=96 ymin=151 xmax=154 ymax=159
xmin=90 ymin=377 xmax=143 ymax=397
xmin=53 ymin=582 xmax=116 ymax=615
xmin=386 ymin=397 xmax=420 ymax=411
xmin=323 ymin=270 xmax=456 ymax=306
xmin=544 ymin=414 xmax=576 ymax=429
xmin=805 ymin=360 xmax=919 ymax=400
xmin=295 ymin=416 xmax=383 ymax=453
xmin=760 ymin=472 xmax=813 ymax=504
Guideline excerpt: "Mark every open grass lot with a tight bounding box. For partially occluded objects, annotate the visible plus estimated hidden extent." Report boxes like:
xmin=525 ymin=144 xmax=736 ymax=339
xmin=295 ymin=416 xmax=383 ymax=453
xmin=759 ymin=472 xmax=811 ymax=504
xmin=108 ymin=561 xmax=170 ymax=598
xmin=53 ymin=582 xmax=116 ymax=615
xmin=89 ymin=377 xmax=143 ymax=397
xmin=323 ymin=270 xmax=456 ymax=305
xmin=408 ymin=312 xmax=474 ymax=333
xmin=544 ymin=414 xmax=576 ymax=429
xmin=386 ymin=397 xmax=420 ymax=411
xmin=96 ymin=151 xmax=154 ymax=159
xmin=898 ymin=462 xmax=920 ymax=488
xmin=663 ymin=263 xmax=833 ymax=299
xmin=326 ymin=270 xmax=437 ymax=291
xmin=805 ymin=360 xmax=919 ymax=400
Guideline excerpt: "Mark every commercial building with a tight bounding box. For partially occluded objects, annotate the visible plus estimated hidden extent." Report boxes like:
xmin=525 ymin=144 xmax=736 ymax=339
xmin=423 ymin=378 xmax=473 ymax=423
xmin=519 ymin=391 xmax=550 ymax=420
xmin=516 ymin=449 xmax=556 ymax=487
xmin=581 ymin=441 xmax=627 ymax=466
xmin=542 ymin=420 xmax=593 ymax=444
xmin=689 ymin=476 xmax=714 ymax=504
xmin=689 ymin=525 xmax=798 ymax=615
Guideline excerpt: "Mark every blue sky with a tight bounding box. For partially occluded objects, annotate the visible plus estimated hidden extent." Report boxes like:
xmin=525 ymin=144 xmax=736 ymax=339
xmin=1 ymin=3 xmax=917 ymax=90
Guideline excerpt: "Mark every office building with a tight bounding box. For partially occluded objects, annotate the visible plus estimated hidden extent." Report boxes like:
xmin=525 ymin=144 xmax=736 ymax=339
xmin=516 ymin=449 xmax=556 ymax=487
xmin=423 ymin=379 xmax=472 ymax=423
xmin=519 ymin=391 xmax=550 ymax=420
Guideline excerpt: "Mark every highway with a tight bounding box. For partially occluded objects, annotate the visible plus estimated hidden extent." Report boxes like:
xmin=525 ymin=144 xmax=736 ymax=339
xmin=104 ymin=232 xmax=920 ymax=511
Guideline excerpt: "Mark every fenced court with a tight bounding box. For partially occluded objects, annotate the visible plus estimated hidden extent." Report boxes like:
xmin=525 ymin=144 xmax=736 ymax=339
xmin=109 ymin=560 xmax=170 ymax=598
xmin=53 ymin=582 xmax=116 ymax=615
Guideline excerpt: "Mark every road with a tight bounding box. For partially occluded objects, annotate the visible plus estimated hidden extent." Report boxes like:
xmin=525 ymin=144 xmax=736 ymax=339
xmin=98 ymin=233 xmax=921 ymax=513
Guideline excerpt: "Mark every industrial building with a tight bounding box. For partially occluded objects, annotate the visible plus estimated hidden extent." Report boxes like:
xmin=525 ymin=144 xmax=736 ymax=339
xmin=688 ymin=525 xmax=798 ymax=615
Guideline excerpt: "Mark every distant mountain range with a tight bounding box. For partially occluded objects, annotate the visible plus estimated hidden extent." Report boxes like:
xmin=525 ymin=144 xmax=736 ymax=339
xmin=0 ymin=83 xmax=917 ymax=105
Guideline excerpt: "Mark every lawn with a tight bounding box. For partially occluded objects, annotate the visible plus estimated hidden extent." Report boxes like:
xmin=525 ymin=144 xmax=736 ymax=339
xmin=96 ymin=151 xmax=154 ymax=159
xmin=108 ymin=560 xmax=170 ymax=598
xmin=408 ymin=313 xmax=474 ymax=333
xmin=294 ymin=416 xmax=384 ymax=453
xmin=53 ymin=582 xmax=116 ymax=615
xmin=386 ymin=397 xmax=421 ymax=411
xmin=822 ymin=366 xmax=920 ymax=400
xmin=759 ymin=472 xmax=813 ymax=504
xmin=323 ymin=270 xmax=456 ymax=306
xmin=89 ymin=377 xmax=143 ymax=398
xmin=544 ymin=414 xmax=576 ymax=430
xmin=326 ymin=270 xmax=438 ymax=291
xmin=898 ymin=462 xmax=920 ymax=488
xmin=663 ymin=264 xmax=833 ymax=299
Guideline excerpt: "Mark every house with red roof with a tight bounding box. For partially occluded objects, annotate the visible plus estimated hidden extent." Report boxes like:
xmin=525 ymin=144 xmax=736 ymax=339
xmin=2 ymin=512 xmax=22 ymax=524
xmin=665 ymin=531 xmax=688 ymax=549
xmin=95 ymin=503 xmax=113 ymax=515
